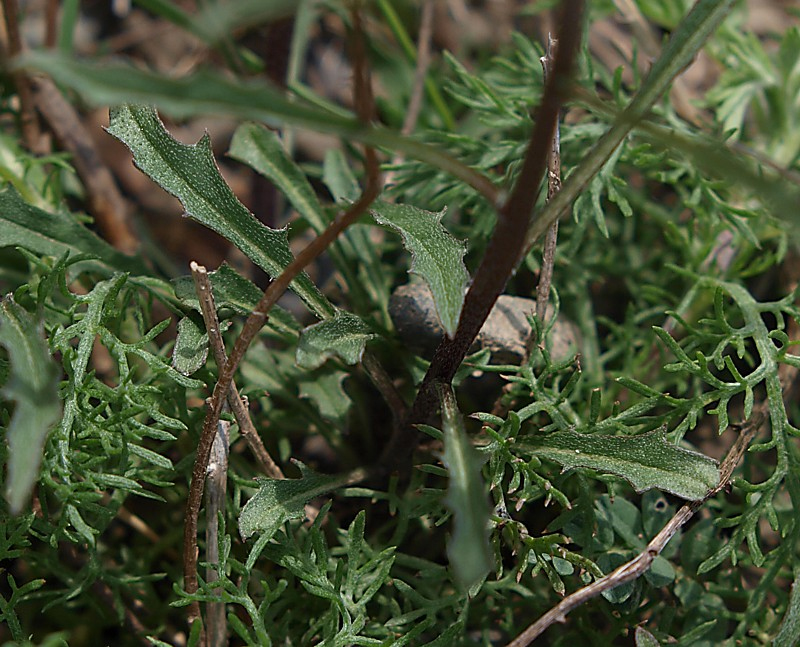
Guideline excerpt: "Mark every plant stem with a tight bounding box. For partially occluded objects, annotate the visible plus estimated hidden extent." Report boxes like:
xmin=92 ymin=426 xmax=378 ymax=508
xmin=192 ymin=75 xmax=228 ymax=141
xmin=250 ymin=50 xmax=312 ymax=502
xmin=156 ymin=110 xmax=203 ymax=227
xmin=191 ymin=262 xmax=284 ymax=479
xmin=534 ymin=34 xmax=562 ymax=331
xmin=182 ymin=5 xmax=381 ymax=631
xmin=389 ymin=0 xmax=584 ymax=461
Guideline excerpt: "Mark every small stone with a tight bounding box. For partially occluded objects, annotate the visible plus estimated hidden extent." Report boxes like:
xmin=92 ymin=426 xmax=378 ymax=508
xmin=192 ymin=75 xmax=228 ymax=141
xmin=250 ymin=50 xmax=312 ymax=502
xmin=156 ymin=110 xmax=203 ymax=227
xmin=389 ymin=281 xmax=580 ymax=364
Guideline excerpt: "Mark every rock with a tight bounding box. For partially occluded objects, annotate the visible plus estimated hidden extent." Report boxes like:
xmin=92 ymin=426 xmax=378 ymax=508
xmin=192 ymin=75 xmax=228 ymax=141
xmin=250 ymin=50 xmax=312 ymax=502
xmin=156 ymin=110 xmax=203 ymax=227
xmin=389 ymin=282 xmax=580 ymax=364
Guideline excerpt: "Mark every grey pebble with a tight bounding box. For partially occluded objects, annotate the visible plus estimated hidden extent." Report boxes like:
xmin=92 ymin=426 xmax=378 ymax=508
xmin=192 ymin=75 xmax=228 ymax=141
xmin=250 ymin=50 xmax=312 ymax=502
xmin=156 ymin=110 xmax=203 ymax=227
xmin=389 ymin=282 xmax=580 ymax=364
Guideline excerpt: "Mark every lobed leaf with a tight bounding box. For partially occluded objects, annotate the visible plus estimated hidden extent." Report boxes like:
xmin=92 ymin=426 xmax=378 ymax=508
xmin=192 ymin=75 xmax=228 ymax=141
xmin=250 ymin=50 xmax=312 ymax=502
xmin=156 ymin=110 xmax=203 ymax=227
xmin=106 ymin=105 xmax=333 ymax=319
xmin=371 ymin=202 xmax=468 ymax=338
xmin=238 ymin=461 xmax=341 ymax=541
xmin=519 ymin=429 xmax=719 ymax=501
xmin=0 ymin=297 xmax=61 ymax=514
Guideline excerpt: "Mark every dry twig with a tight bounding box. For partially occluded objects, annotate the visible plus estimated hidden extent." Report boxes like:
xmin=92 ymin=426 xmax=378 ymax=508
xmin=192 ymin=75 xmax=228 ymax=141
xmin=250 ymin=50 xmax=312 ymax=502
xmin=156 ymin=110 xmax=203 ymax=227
xmin=182 ymin=5 xmax=381 ymax=633
xmin=1 ymin=0 xmax=43 ymax=152
xmin=191 ymin=262 xmax=284 ymax=479
xmin=533 ymin=35 xmax=562 ymax=327
xmin=507 ymin=364 xmax=800 ymax=646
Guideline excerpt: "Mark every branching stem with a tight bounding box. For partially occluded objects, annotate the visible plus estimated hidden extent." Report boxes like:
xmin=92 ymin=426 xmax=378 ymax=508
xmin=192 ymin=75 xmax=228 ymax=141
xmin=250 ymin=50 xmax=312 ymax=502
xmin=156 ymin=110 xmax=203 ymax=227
xmin=385 ymin=0 xmax=584 ymax=464
xmin=182 ymin=5 xmax=381 ymax=633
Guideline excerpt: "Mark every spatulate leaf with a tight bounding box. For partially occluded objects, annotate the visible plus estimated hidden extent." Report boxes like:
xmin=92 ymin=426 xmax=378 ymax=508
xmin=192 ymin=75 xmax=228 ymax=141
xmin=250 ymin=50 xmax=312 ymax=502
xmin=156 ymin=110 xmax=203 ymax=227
xmin=520 ymin=429 xmax=719 ymax=501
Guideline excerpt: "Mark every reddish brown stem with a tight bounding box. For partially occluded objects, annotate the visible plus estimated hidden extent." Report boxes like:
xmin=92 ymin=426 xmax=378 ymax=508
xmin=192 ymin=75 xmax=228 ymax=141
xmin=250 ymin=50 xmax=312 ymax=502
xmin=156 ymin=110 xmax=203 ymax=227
xmin=1 ymin=0 xmax=43 ymax=152
xmin=182 ymin=5 xmax=380 ymax=632
xmin=384 ymin=0 xmax=584 ymax=465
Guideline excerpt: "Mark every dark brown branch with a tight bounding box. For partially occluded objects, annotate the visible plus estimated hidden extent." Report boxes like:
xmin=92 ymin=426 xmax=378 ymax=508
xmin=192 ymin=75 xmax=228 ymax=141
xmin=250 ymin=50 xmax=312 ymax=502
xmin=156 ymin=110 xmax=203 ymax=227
xmin=182 ymin=4 xmax=381 ymax=630
xmin=385 ymin=0 xmax=584 ymax=464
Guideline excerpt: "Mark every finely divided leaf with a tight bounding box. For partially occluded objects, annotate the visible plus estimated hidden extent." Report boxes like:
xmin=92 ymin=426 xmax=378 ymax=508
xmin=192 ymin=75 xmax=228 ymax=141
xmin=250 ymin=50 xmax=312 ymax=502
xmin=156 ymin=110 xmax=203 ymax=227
xmin=239 ymin=462 xmax=340 ymax=540
xmin=106 ymin=105 xmax=332 ymax=319
xmin=438 ymin=385 xmax=492 ymax=590
xmin=296 ymin=311 xmax=375 ymax=369
xmin=0 ymin=297 xmax=61 ymax=514
xmin=520 ymin=429 xmax=719 ymax=501
xmin=371 ymin=202 xmax=468 ymax=338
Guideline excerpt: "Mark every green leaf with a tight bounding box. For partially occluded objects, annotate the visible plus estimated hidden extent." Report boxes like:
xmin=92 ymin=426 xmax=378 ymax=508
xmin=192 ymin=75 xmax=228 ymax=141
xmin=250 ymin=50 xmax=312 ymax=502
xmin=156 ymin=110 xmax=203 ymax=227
xmin=775 ymin=568 xmax=800 ymax=647
xmin=229 ymin=123 xmax=327 ymax=233
xmin=172 ymin=317 xmax=208 ymax=376
xmin=634 ymin=626 xmax=660 ymax=647
xmin=0 ymin=186 xmax=146 ymax=276
xmin=527 ymin=0 xmax=738 ymax=248
xmin=231 ymin=125 xmax=390 ymax=316
xmin=18 ymin=52 xmax=495 ymax=200
xmin=238 ymin=461 xmax=341 ymax=541
xmin=323 ymin=149 xmax=361 ymax=203
xmin=438 ymin=384 xmax=491 ymax=590
xmin=371 ymin=202 xmax=468 ymax=338
xmin=519 ymin=429 xmax=719 ymax=501
xmin=0 ymin=297 xmax=61 ymax=514
xmin=105 ymin=105 xmax=333 ymax=319
xmin=190 ymin=0 xmax=297 ymax=45
xmin=296 ymin=311 xmax=375 ymax=370
xmin=298 ymin=369 xmax=351 ymax=425
xmin=644 ymin=555 xmax=676 ymax=587
xmin=171 ymin=263 xmax=300 ymax=337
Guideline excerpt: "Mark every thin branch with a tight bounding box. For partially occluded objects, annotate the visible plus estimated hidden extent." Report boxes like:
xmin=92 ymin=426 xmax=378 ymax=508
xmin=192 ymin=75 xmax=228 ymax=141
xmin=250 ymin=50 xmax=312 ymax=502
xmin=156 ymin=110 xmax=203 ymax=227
xmin=384 ymin=0 xmax=434 ymax=186
xmin=32 ymin=76 xmax=139 ymax=253
xmin=361 ymin=351 xmax=408 ymax=421
xmin=402 ymin=0 xmax=433 ymax=136
xmin=191 ymin=262 xmax=284 ymax=479
xmin=534 ymin=35 xmax=562 ymax=327
xmin=1 ymin=0 xmax=43 ymax=152
xmin=385 ymin=0 xmax=584 ymax=463
xmin=182 ymin=4 xmax=381 ymax=629
xmin=204 ymin=414 xmax=229 ymax=647
xmin=507 ymin=368 xmax=800 ymax=646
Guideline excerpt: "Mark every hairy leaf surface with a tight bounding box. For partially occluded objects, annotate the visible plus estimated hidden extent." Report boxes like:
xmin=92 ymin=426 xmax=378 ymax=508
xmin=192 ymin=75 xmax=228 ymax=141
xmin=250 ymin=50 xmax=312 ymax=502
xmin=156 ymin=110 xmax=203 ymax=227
xmin=371 ymin=202 xmax=468 ymax=338
xmin=0 ymin=297 xmax=61 ymax=513
xmin=296 ymin=312 xmax=375 ymax=369
xmin=520 ymin=429 xmax=719 ymax=501
xmin=239 ymin=462 xmax=341 ymax=541
xmin=106 ymin=105 xmax=333 ymax=318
